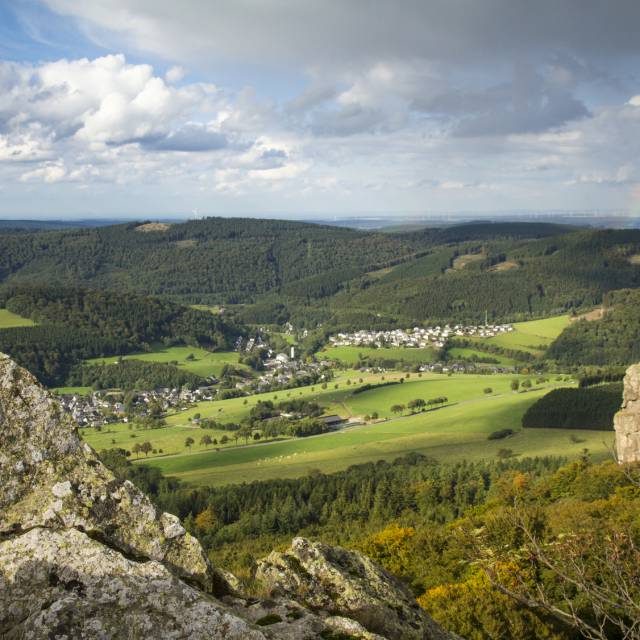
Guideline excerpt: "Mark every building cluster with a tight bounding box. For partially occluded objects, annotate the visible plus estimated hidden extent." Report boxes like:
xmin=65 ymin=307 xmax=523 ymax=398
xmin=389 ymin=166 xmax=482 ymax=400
xmin=246 ymin=351 xmax=331 ymax=392
xmin=58 ymin=385 xmax=217 ymax=428
xmin=328 ymin=324 xmax=513 ymax=349
xmin=359 ymin=361 xmax=512 ymax=374
xmin=234 ymin=334 xmax=267 ymax=352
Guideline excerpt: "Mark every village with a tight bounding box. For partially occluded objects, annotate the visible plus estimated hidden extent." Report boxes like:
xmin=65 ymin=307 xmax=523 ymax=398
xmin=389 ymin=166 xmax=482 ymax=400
xmin=57 ymin=349 xmax=332 ymax=429
xmin=328 ymin=323 xmax=513 ymax=349
xmin=57 ymin=323 xmax=517 ymax=430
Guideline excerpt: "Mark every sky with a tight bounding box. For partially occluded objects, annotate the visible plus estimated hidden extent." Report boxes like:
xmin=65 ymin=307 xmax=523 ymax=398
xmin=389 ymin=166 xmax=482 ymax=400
xmin=1 ymin=0 xmax=640 ymax=219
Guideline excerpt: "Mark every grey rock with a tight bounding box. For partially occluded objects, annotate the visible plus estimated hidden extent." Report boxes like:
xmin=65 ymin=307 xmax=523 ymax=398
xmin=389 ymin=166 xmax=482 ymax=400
xmin=255 ymin=536 xmax=456 ymax=640
xmin=0 ymin=527 xmax=267 ymax=640
xmin=615 ymin=364 xmax=640 ymax=463
xmin=0 ymin=354 xmax=216 ymax=593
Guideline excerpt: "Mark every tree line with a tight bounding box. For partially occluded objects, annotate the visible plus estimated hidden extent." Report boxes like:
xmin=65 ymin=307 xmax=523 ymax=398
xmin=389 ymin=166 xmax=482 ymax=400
xmin=0 ymin=285 xmax=243 ymax=385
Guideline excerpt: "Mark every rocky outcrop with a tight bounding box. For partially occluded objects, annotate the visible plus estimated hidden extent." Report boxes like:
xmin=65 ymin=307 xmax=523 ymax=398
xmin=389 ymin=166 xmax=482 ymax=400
xmin=614 ymin=364 xmax=640 ymax=463
xmin=0 ymin=527 xmax=264 ymax=640
xmin=0 ymin=353 xmax=217 ymax=592
xmin=256 ymin=537 xmax=454 ymax=640
xmin=0 ymin=353 xmax=458 ymax=639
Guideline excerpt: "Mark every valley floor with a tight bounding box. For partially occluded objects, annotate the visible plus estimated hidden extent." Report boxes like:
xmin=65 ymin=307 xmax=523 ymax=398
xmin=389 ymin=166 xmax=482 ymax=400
xmin=104 ymin=375 xmax=614 ymax=487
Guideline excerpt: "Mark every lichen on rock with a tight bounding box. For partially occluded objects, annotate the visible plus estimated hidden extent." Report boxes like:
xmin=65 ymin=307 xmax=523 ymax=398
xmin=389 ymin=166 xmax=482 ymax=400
xmin=255 ymin=537 xmax=455 ymax=640
xmin=614 ymin=364 xmax=640 ymax=463
xmin=0 ymin=527 xmax=266 ymax=640
xmin=0 ymin=353 xmax=215 ymax=593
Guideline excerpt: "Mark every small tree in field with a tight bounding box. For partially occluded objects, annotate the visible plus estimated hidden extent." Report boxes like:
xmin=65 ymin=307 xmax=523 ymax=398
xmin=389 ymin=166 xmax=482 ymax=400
xmin=132 ymin=442 xmax=142 ymax=458
xmin=140 ymin=441 xmax=152 ymax=457
xmin=391 ymin=404 xmax=405 ymax=416
xmin=185 ymin=436 xmax=194 ymax=451
xmin=511 ymin=379 xmax=520 ymax=391
xmin=200 ymin=434 xmax=213 ymax=448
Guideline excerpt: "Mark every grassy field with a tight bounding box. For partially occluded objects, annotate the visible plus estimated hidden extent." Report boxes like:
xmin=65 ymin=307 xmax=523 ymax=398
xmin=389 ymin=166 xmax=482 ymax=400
xmin=81 ymin=371 xmax=548 ymax=459
xmin=319 ymin=345 xmax=438 ymax=365
xmin=138 ymin=386 xmax=614 ymax=487
xmin=161 ymin=371 xmax=544 ymax=430
xmin=79 ymin=369 xmax=614 ymax=490
xmin=0 ymin=308 xmax=35 ymax=328
xmin=85 ymin=345 xmax=246 ymax=378
xmin=446 ymin=347 xmax=517 ymax=366
xmin=81 ymin=420 xmax=247 ymax=457
xmin=51 ymin=386 xmax=93 ymax=395
xmin=190 ymin=304 xmax=224 ymax=314
xmin=469 ymin=314 xmax=570 ymax=356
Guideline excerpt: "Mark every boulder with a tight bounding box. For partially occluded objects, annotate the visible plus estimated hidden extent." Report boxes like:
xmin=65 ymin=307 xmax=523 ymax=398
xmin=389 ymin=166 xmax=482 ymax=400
xmin=0 ymin=354 xmax=217 ymax=593
xmin=0 ymin=528 xmax=266 ymax=640
xmin=255 ymin=537 xmax=455 ymax=640
xmin=614 ymin=364 xmax=640 ymax=463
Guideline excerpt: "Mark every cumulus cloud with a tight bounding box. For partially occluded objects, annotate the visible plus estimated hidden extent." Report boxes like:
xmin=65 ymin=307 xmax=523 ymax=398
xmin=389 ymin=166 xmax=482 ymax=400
xmin=0 ymin=54 xmax=222 ymax=152
xmin=0 ymin=54 xmax=278 ymax=189
xmin=3 ymin=1 xmax=640 ymax=215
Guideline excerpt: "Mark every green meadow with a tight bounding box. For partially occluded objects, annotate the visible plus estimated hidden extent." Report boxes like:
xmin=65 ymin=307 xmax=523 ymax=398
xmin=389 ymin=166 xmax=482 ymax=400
xmin=446 ymin=347 xmax=517 ymax=366
xmin=82 ymin=371 xmax=571 ymax=462
xmin=85 ymin=345 xmax=246 ymax=378
xmin=469 ymin=314 xmax=570 ymax=356
xmin=319 ymin=345 xmax=438 ymax=365
xmin=52 ymin=386 xmax=93 ymax=395
xmin=81 ymin=420 xmax=245 ymax=457
xmin=190 ymin=304 xmax=224 ymax=314
xmin=0 ymin=308 xmax=36 ymax=328
xmin=138 ymin=386 xmax=613 ymax=487
xmin=161 ymin=371 xmax=549 ymax=429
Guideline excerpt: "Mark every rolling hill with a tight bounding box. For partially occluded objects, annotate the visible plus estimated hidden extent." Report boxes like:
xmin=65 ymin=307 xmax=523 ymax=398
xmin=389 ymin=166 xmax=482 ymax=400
xmin=2 ymin=219 xmax=640 ymax=327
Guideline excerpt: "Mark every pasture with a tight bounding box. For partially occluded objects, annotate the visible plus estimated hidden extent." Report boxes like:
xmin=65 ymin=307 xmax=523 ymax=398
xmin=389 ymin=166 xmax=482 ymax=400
xmin=81 ymin=371 xmax=548 ymax=458
xmin=319 ymin=345 xmax=438 ymax=365
xmin=85 ymin=345 xmax=246 ymax=378
xmin=81 ymin=420 xmax=247 ymax=457
xmin=469 ymin=314 xmax=570 ymax=356
xmin=81 ymin=372 xmax=585 ymax=483
xmin=162 ymin=371 xmax=550 ymax=430
xmin=0 ymin=308 xmax=35 ymax=328
xmin=139 ymin=387 xmax=613 ymax=487
xmin=445 ymin=347 xmax=517 ymax=366
xmin=51 ymin=386 xmax=93 ymax=395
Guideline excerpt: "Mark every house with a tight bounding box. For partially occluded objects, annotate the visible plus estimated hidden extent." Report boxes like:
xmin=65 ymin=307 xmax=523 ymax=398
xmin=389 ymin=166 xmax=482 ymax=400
xmin=321 ymin=415 xmax=346 ymax=428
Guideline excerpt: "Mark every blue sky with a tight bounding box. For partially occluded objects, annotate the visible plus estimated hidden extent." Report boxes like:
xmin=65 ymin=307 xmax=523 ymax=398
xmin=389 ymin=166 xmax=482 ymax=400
xmin=2 ymin=0 xmax=640 ymax=219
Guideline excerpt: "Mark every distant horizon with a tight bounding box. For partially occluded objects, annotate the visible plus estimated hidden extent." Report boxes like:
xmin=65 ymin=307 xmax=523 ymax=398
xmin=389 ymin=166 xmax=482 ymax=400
xmin=1 ymin=210 xmax=639 ymax=231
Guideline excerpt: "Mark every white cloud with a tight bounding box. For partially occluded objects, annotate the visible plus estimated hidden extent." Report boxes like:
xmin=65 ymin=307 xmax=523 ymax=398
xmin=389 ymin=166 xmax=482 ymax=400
xmin=20 ymin=160 xmax=67 ymax=183
xmin=165 ymin=65 xmax=185 ymax=84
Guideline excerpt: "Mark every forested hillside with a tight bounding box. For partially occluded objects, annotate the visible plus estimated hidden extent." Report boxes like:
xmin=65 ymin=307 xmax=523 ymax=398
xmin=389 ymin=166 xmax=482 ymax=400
xmin=0 ymin=218 xmax=416 ymax=303
xmin=0 ymin=286 xmax=243 ymax=385
xmin=521 ymin=384 xmax=621 ymax=429
xmin=548 ymin=288 xmax=640 ymax=365
xmin=327 ymin=229 xmax=640 ymax=325
xmin=2 ymin=219 xmax=640 ymax=326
